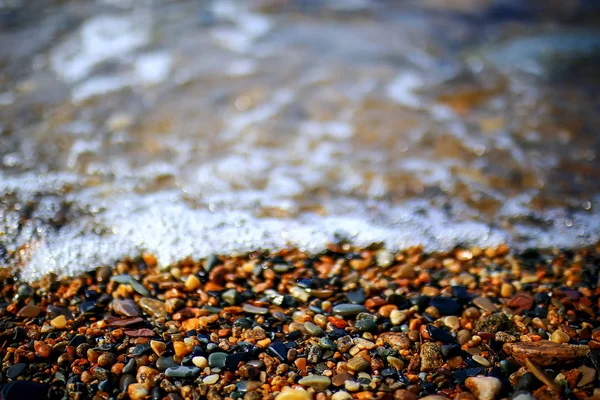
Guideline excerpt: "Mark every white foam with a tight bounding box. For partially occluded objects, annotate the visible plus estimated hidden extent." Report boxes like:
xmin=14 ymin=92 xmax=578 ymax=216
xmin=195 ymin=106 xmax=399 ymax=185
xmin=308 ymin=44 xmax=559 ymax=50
xmin=51 ymin=14 xmax=151 ymax=82
xmin=71 ymin=75 xmax=131 ymax=103
xmin=135 ymin=52 xmax=172 ymax=86
xmin=386 ymin=72 xmax=423 ymax=107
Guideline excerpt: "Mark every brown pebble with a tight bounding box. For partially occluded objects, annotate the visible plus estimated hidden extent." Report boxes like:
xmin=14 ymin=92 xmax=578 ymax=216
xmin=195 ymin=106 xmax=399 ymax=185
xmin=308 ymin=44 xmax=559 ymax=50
xmin=503 ymin=341 xmax=590 ymax=366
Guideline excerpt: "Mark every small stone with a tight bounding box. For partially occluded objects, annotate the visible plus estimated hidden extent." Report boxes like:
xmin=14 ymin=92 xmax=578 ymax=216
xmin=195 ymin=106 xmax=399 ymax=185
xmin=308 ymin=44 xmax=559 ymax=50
xmin=139 ymin=298 xmax=168 ymax=319
xmin=7 ymin=363 xmax=26 ymax=379
xmin=150 ymin=340 xmax=166 ymax=356
xmin=304 ymin=321 xmax=324 ymax=337
xmin=345 ymin=380 xmax=360 ymax=392
xmin=298 ymin=375 xmax=331 ymax=390
xmin=348 ymin=355 xmax=370 ymax=372
xmin=550 ymin=330 xmax=570 ymax=344
xmin=387 ymin=356 xmax=404 ymax=370
xmin=236 ymin=381 xmax=262 ymax=392
xmin=376 ymin=249 xmax=393 ymax=267
xmin=379 ymin=332 xmax=411 ymax=351
xmin=332 ymin=304 xmax=368 ymax=316
xmin=474 ymin=313 xmax=512 ymax=334
xmin=503 ymin=341 xmax=590 ymax=366
xmin=473 ymin=297 xmax=499 ymax=312
xmin=98 ymin=353 xmax=117 ymax=368
xmin=332 ymin=391 xmax=353 ymax=400
xmin=500 ymin=283 xmax=514 ymax=298
xmin=427 ymin=325 xmax=455 ymax=342
xmin=222 ymin=289 xmax=241 ymax=305
xmin=275 ymin=389 xmax=311 ymax=400
xmin=156 ymin=356 xmax=178 ymax=371
xmin=431 ymin=297 xmax=461 ymax=316
xmin=203 ymin=374 xmax=220 ymax=385
xmin=472 ymin=355 xmax=491 ymax=367
xmin=443 ymin=316 xmax=460 ymax=330
xmin=507 ymin=293 xmax=534 ymax=310
xmin=128 ymin=383 xmax=148 ymax=400
xmin=165 ymin=366 xmax=201 ymax=378
xmin=390 ymin=309 xmax=406 ymax=325
xmin=578 ymin=365 xmax=596 ymax=387
xmin=208 ymin=352 xmax=228 ymax=368
xmin=111 ymin=275 xmax=150 ymax=297
xmin=397 ymin=263 xmax=416 ymax=279
xmin=243 ymin=304 xmax=269 ymax=314
xmin=16 ymin=304 xmax=43 ymax=318
xmin=113 ymin=299 xmax=140 ymax=317
xmin=184 ymin=274 xmax=201 ymax=291
xmin=173 ymin=341 xmax=192 ymax=357
xmin=192 ymin=356 xmax=208 ymax=368
xmin=495 ymin=332 xmax=517 ymax=343
xmin=50 ymin=315 xmax=67 ymax=329
xmin=34 ymin=341 xmax=51 ymax=358
xmin=420 ymin=342 xmax=443 ymax=372
xmin=465 ymin=376 xmax=502 ymax=400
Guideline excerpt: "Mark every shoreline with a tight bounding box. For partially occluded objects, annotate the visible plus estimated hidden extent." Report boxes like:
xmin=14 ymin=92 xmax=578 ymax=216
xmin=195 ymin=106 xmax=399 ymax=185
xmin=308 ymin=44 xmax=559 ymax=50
xmin=1 ymin=243 xmax=599 ymax=400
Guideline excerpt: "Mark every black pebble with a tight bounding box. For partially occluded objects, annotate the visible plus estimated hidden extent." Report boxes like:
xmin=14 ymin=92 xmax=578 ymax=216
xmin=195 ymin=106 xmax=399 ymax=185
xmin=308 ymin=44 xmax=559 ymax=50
xmin=0 ymin=381 xmax=49 ymax=400
xmin=516 ymin=372 xmax=538 ymax=391
xmin=267 ymin=341 xmax=287 ymax=361
xmin=6 ymin=363 xmax=26 ymax=379
xmin=427 ymin=325 xmax=455 ymax=342
xmin=431 ymin=296 xmax=462 ymax=316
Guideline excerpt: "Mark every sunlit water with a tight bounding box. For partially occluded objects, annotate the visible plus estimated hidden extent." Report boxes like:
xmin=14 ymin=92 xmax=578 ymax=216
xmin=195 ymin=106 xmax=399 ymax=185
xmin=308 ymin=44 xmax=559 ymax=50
xmin=1 ymin=0 xmax=600 ymax=280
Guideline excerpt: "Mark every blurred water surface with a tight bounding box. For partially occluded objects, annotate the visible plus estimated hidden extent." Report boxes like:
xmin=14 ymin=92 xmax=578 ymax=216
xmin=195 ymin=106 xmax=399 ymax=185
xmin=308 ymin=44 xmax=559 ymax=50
xmin=1 ymin=0 xmax=600 ymax=279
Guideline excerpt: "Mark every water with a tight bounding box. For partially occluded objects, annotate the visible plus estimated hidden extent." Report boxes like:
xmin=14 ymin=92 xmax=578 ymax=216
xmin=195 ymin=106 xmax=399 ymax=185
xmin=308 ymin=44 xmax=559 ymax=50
xmin=1 ymin=0 xmax=600 ymax=280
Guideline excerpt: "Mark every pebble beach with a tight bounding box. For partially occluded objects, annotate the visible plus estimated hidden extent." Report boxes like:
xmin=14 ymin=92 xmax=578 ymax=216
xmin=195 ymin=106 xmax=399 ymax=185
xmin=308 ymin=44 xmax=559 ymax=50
xmin=2 ymin=244 xmax=600 ymax=400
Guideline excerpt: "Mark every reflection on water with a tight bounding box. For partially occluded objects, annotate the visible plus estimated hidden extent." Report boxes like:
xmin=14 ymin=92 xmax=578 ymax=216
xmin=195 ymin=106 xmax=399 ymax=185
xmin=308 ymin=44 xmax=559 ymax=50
xmin=1 ymin=0 xmax=599 ymax=280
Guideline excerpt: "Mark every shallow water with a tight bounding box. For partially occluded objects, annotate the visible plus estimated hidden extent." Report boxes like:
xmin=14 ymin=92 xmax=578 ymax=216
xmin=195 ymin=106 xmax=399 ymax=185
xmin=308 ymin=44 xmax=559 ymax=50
xmin=1 ymin=0 xmax=600 ymax=280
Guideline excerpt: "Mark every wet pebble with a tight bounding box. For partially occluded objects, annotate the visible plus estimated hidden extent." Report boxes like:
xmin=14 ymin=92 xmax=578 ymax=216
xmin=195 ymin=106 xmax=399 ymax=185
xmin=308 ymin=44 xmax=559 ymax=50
xmin=431 ymin=297 xmax=462 ymax=316
xmin=332 ymin=304 xmax=368 ymax=316
xmin=6 ymin=363 xmax=26 ymax=379
xmin=298 ymin=375 xmax=331 ymax=390
xmin=243 ymin=304 xmax=268 ymax=314
xmin=208 ymin=352 xmax=228 ymax=368
xmin=165 ymin=366 xmax=201 ymax=378
xmin=112 ymin=299 xmax=140 ymax=317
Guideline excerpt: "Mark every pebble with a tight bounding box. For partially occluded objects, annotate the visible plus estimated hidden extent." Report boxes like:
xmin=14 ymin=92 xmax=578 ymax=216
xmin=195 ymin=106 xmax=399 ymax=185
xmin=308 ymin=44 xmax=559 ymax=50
xmin=507 ymin=293 xmax=534 ymax=310
xmin=274 ymin=389 xmax=311 ymax=400
xmin=348 ymin=355 xmax=370 ymax=372
xmin=16 ymin=304 xmax=43 ymax=318
xmin=139 ymin=298 xmax=168 ymax=319
xmin=113 ymin=299 xmax=140 ymax=317
xmin=208 ymin=352 xmax=228 ymax=368
xmin=128 ymin=383 xmax=149 ymax=400
xmin=203 ymin=374 xmax=220 ymax=385
xmin=221 ymin=289 xmax=241 ymax=305
xmin=472 ymin=355 xmax=491 ymax=367
xmin=150 ymin=340 xmax=166 ymax=356
xmin=243 ymin=304 xmax=269 ymax=314
xmin=192 ymin=356 xmax=208 ymax=368
xmin=236 ymin=381 xmax=262 ymax=392
xmin=501 ymin=283 xmax=515 ymax=298
xmin=304 ymin=321 xmax=324 ymax=336
xmin=443 ymin=316 xmax=460 ymax=330
xmin=550 ymin=330 xmax=570 ymax=344
xmin=390 ymin=309 xmax=406 ymax=325
xmin=165 ymin=366 xmax=201 ymax=378
xmin=344 ymin=380 xmax=360 ymax=392
xmin=503 ymin=341 xmax=590 ymax=366
xmin=6 ymin=363 xmax=26 ymax=379
xmin=578 ymin=365 xmax=596 ymax=387
xmin=298 ymin=375 xmax=331 ymax=390
xmin=430 ymin=297 xmax=461 ymax=316
xmin=50 ymin=315 xmax=67 ymax=329
xmin=184 ymin=274 xmax=201 ymax=291
xmin=465 ymin=376 xmax=502 ymax=400
xmin=420 ymin=342 xmax=443 ymax=371
xmin=111 ymin=275 xmax=150 ymax=296
xmin=332 ymin=391 xmax=353 ymax=400
xmin=332 ymin=303 xmax=368 ymax=316
xmin=473 ymin=297 xmax=499 ymax=312
xmin=156 ymin=356 xmax=177 ymax=371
